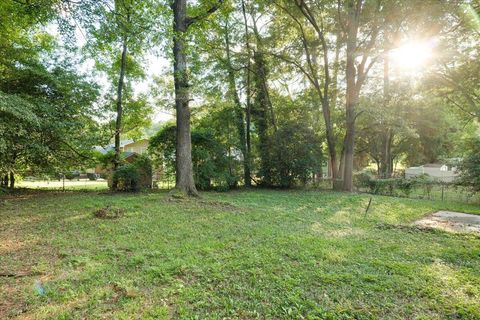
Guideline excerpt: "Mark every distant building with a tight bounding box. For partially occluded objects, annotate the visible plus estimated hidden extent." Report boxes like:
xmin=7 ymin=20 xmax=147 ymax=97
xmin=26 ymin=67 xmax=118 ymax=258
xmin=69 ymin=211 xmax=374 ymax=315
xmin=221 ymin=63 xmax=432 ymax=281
xmin=88 ymin=139 xmax=150 ymax=175
xmin=94 ymin=139 xmax=149 ymax=155
xmin=405 ymin=163 xmax=458 ymax=182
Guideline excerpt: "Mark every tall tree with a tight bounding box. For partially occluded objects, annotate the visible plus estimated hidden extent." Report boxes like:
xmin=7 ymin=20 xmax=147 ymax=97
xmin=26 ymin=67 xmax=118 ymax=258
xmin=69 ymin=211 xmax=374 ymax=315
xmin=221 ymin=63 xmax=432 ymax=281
xmin=341 ymin=0 xmax=384 ymax=191
xmin=170 ymin=0 xmax=223 ymax=196
xmin=223 ymin=17 xmax=251 ymax=187
xmin=79 ymin=0 xmax=156 ymax=178
xmin=271 ymin=0 xmax=345 ymax=188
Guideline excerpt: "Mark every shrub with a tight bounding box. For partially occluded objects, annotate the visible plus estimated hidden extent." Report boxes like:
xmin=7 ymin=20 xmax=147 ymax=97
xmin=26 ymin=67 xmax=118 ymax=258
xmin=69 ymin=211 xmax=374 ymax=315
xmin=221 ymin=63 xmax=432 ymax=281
xmin=269 ymin=122 xmax=322 ymax=188
xmin=149 ymin=125 xmax=237 ymax=190
xmin=133 ymin=154 xmax=153 ymax=188
xmin=110 ymin=155 xmax=153 ymax=191
xmin=397 ymin=178 xmax=415 ymax=197
xmin=112 ymin=164 xmax=140 ymax=191
xmin=457 ymin=138 xmax=480 ymax=192
xmin=370 ymin=178 xmax=396 ymax=195
xmin=64 ymin=172 xmax=75 ymax=180
xmin=353 ymin=171 xmax=374 ymax=190
xmin=411 ymin=174 xmax=436 ymax=198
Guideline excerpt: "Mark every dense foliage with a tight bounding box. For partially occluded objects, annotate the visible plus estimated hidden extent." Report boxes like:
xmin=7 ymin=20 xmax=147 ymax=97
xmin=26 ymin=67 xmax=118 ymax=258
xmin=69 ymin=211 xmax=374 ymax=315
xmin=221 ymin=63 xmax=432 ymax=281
xmin=111 ymin=155 xmax=153 ymax=191
xmin=1 ymin=0 xmax=479 ymax=193
xmin=149 ymin=124 xmax=238 ymax=190
xmin=458 ymin=138 xmax=480 ymax=193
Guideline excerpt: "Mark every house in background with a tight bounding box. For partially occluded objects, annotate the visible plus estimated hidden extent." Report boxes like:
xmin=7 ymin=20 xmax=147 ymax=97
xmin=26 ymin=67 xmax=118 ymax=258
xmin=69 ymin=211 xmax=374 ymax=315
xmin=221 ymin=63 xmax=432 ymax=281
xmin=94 ymin=139 xmax=149 ymax=156
xmin=405 ymin=163 xmax=458 ymax=182
xmin=88 ymin=139 xmax=150 ymax=175
xmin=123 ymin=139 xmax=149 ymax=154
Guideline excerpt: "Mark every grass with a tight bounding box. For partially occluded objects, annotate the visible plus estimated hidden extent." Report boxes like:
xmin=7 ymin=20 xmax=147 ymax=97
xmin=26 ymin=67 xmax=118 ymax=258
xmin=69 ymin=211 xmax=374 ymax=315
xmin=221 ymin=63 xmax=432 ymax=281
xmin=16 ymin=179 xmax=108 ymax=191
xmin=1 ymin=189 xmax=480 ymax=319
xmin=356 ymin=184 xmax=480 ymax=205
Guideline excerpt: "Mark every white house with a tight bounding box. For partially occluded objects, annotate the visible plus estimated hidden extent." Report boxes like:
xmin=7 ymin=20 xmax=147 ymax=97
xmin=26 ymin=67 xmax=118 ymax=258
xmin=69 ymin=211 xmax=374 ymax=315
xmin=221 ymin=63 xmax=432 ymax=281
xmin=405 ymin=163 xmax=458 ymax=182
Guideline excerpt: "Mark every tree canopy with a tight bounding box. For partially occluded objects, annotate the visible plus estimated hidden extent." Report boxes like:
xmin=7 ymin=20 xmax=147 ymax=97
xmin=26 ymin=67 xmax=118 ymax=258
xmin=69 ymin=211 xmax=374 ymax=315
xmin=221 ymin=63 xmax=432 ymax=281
xmin=2 ymin=0 xmax=479 ymax=192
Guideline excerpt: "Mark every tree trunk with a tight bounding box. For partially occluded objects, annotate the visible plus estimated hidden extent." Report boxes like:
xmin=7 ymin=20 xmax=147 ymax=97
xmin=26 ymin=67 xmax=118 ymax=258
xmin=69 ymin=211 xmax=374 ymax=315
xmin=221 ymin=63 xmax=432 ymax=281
xmin=224 ymin=20 xmax=250 ymax=187
xmin=9 ymin=171 xmax=14 ymax=189
xmin=114 ymin=39 xmax=128 ymax=171
xmin=252 ymin=50 xmax=272 ymax=186
xmin=172 ymin=0 xmax=198 ymax=196
xmin=329 ymin=30 xmax=343 ymax=189
xmin=245 ymin=96 xmax=252 ymax=186
xmin=242 ymin=0 xmax=252 ymax=187
xmin=380 ymin=53 xmax=392 ymax=178
xmin=342 ymin=0 xmax=360 ymax=192
xmin=2 ymin=174 xmax=8 ymax=187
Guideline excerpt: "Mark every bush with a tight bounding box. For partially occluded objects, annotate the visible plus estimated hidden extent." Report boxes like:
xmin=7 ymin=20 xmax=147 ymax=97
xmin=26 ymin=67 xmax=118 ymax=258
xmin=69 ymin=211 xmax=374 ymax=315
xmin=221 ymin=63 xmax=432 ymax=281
xmin=134 ymin=155 xmax=153 ymax=188
xmin=112 ymin=164 xmax=140 ymax=191
xmin=64 ymin=172 xmax=75 ymax=180
xmin=457 ymin=138 xmax=480 ymax=192
xmin=411 ymin=174 xmax=436 ymax=198
xmin=397 ymin=178 xmax=415 ymax=197
xmin=353 ymin=171 xmax=374 ymax=190
xmin=149 ymin=125 xmax=237 ymax=191
xmin=368 ymin=178 xmax=398 ymax=195
xmin=110 ymin=155 xmax=153 ymax=191
xmin=269 ymin=122 xmax=322 ymax=188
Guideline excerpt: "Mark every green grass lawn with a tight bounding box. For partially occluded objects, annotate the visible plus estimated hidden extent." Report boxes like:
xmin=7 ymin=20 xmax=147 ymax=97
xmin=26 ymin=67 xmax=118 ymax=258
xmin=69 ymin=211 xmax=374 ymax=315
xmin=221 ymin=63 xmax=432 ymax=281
xmin=16 ymin=179 xmax=108 ymax=191
xmin=1 ymin=190 xmax=480 ymax=319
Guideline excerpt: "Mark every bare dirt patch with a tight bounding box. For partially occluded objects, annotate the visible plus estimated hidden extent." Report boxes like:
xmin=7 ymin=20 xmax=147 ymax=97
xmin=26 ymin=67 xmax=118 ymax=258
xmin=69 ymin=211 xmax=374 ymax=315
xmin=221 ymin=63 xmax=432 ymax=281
xmin=414 ymin=211 xmax=480 ymax=234
xmin=93 ymin=206 xmax=125 ymax=219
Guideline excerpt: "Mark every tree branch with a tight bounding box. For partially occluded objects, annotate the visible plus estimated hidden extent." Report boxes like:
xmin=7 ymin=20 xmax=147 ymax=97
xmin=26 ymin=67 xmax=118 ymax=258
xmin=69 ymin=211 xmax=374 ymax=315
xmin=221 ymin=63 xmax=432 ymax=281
xmin=186 ymin=0 xmax=224 ymax=28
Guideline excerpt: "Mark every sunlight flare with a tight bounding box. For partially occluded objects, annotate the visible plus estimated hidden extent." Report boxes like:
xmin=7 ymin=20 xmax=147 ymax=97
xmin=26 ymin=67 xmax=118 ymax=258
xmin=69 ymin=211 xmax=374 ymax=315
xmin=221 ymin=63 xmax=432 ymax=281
xmin=389 ymin=40 xmax=436 ymax=70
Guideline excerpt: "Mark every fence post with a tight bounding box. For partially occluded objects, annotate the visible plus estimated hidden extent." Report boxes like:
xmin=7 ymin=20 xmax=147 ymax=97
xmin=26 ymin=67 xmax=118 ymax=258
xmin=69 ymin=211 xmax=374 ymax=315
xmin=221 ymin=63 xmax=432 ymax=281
xmin=441 ymin=184 xmax=444 ymax=201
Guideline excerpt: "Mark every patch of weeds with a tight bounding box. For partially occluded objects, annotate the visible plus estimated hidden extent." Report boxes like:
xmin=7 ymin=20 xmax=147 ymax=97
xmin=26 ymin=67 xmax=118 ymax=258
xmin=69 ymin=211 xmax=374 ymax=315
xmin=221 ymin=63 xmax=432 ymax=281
xmin=93 ymin=205 xmax=125 ymax=219
xmin=111 ymin=282 xmax=140 ymax=302
xmin=127 ymin=255 xmax=146 ymax=268
xmin=164 ymin=197 xmax=239 ymax=212
xmin=375 ymin=223 xmax=440 ymax=234
xmin=143 ymin=305 xmax=171 ymax=319
xmin=376 ymin=223 xmax=480 ymax=240
xmin=144 ymin=267 xmax=173 ymax=284
xmin=197 ymin=200 xmax=239 ymax=211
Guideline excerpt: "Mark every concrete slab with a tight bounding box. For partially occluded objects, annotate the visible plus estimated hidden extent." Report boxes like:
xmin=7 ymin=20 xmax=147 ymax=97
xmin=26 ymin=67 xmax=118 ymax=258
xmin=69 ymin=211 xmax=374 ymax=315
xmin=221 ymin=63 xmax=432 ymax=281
xmin=414 ymin=211 xmax=480 ymax=234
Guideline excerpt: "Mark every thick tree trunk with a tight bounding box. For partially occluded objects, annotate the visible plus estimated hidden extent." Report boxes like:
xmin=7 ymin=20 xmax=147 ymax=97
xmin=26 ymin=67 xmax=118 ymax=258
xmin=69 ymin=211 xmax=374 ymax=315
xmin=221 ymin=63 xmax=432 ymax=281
xmin=252 ymin=50 xmax=272 ymax=186
xmin=9 ymin=171 xmax=14 ymax=189
xmin=380 ymin=129 xmax=393 ymax=178
xmin=242 ymin=0 xmax=252 ymax=187
xmin=342 ymin=0 xmax=360 ymax=192
xmin=2 ymin=174 xmax=8 ymax=187
xmin=329 ymin=31 xmax=343 ymax=189
xmin=338 ymin=147 xmax=346 ymax=180
xmin=224 ymin=21 xmax=250 ymax=187
xmin=172 ymin=0 xmax=198 ymax=196
xmin=245 ymin=73 xmax=252 ymax=187
xmin=324 ymin=100 xmax=339 ymax=184
xmin=379 ymin=54 xmax=393 ymax=178
xmin=114 ymin=38 xmax=128 ymax=172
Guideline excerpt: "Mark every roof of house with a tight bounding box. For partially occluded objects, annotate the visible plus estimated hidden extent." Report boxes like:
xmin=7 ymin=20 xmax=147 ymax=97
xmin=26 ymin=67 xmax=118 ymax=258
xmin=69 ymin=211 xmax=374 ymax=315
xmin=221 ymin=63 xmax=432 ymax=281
xmin=123 ymin=151 xmax=137 ymax=159
xmin=94 ymin=139 xmax=136 ymax=154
